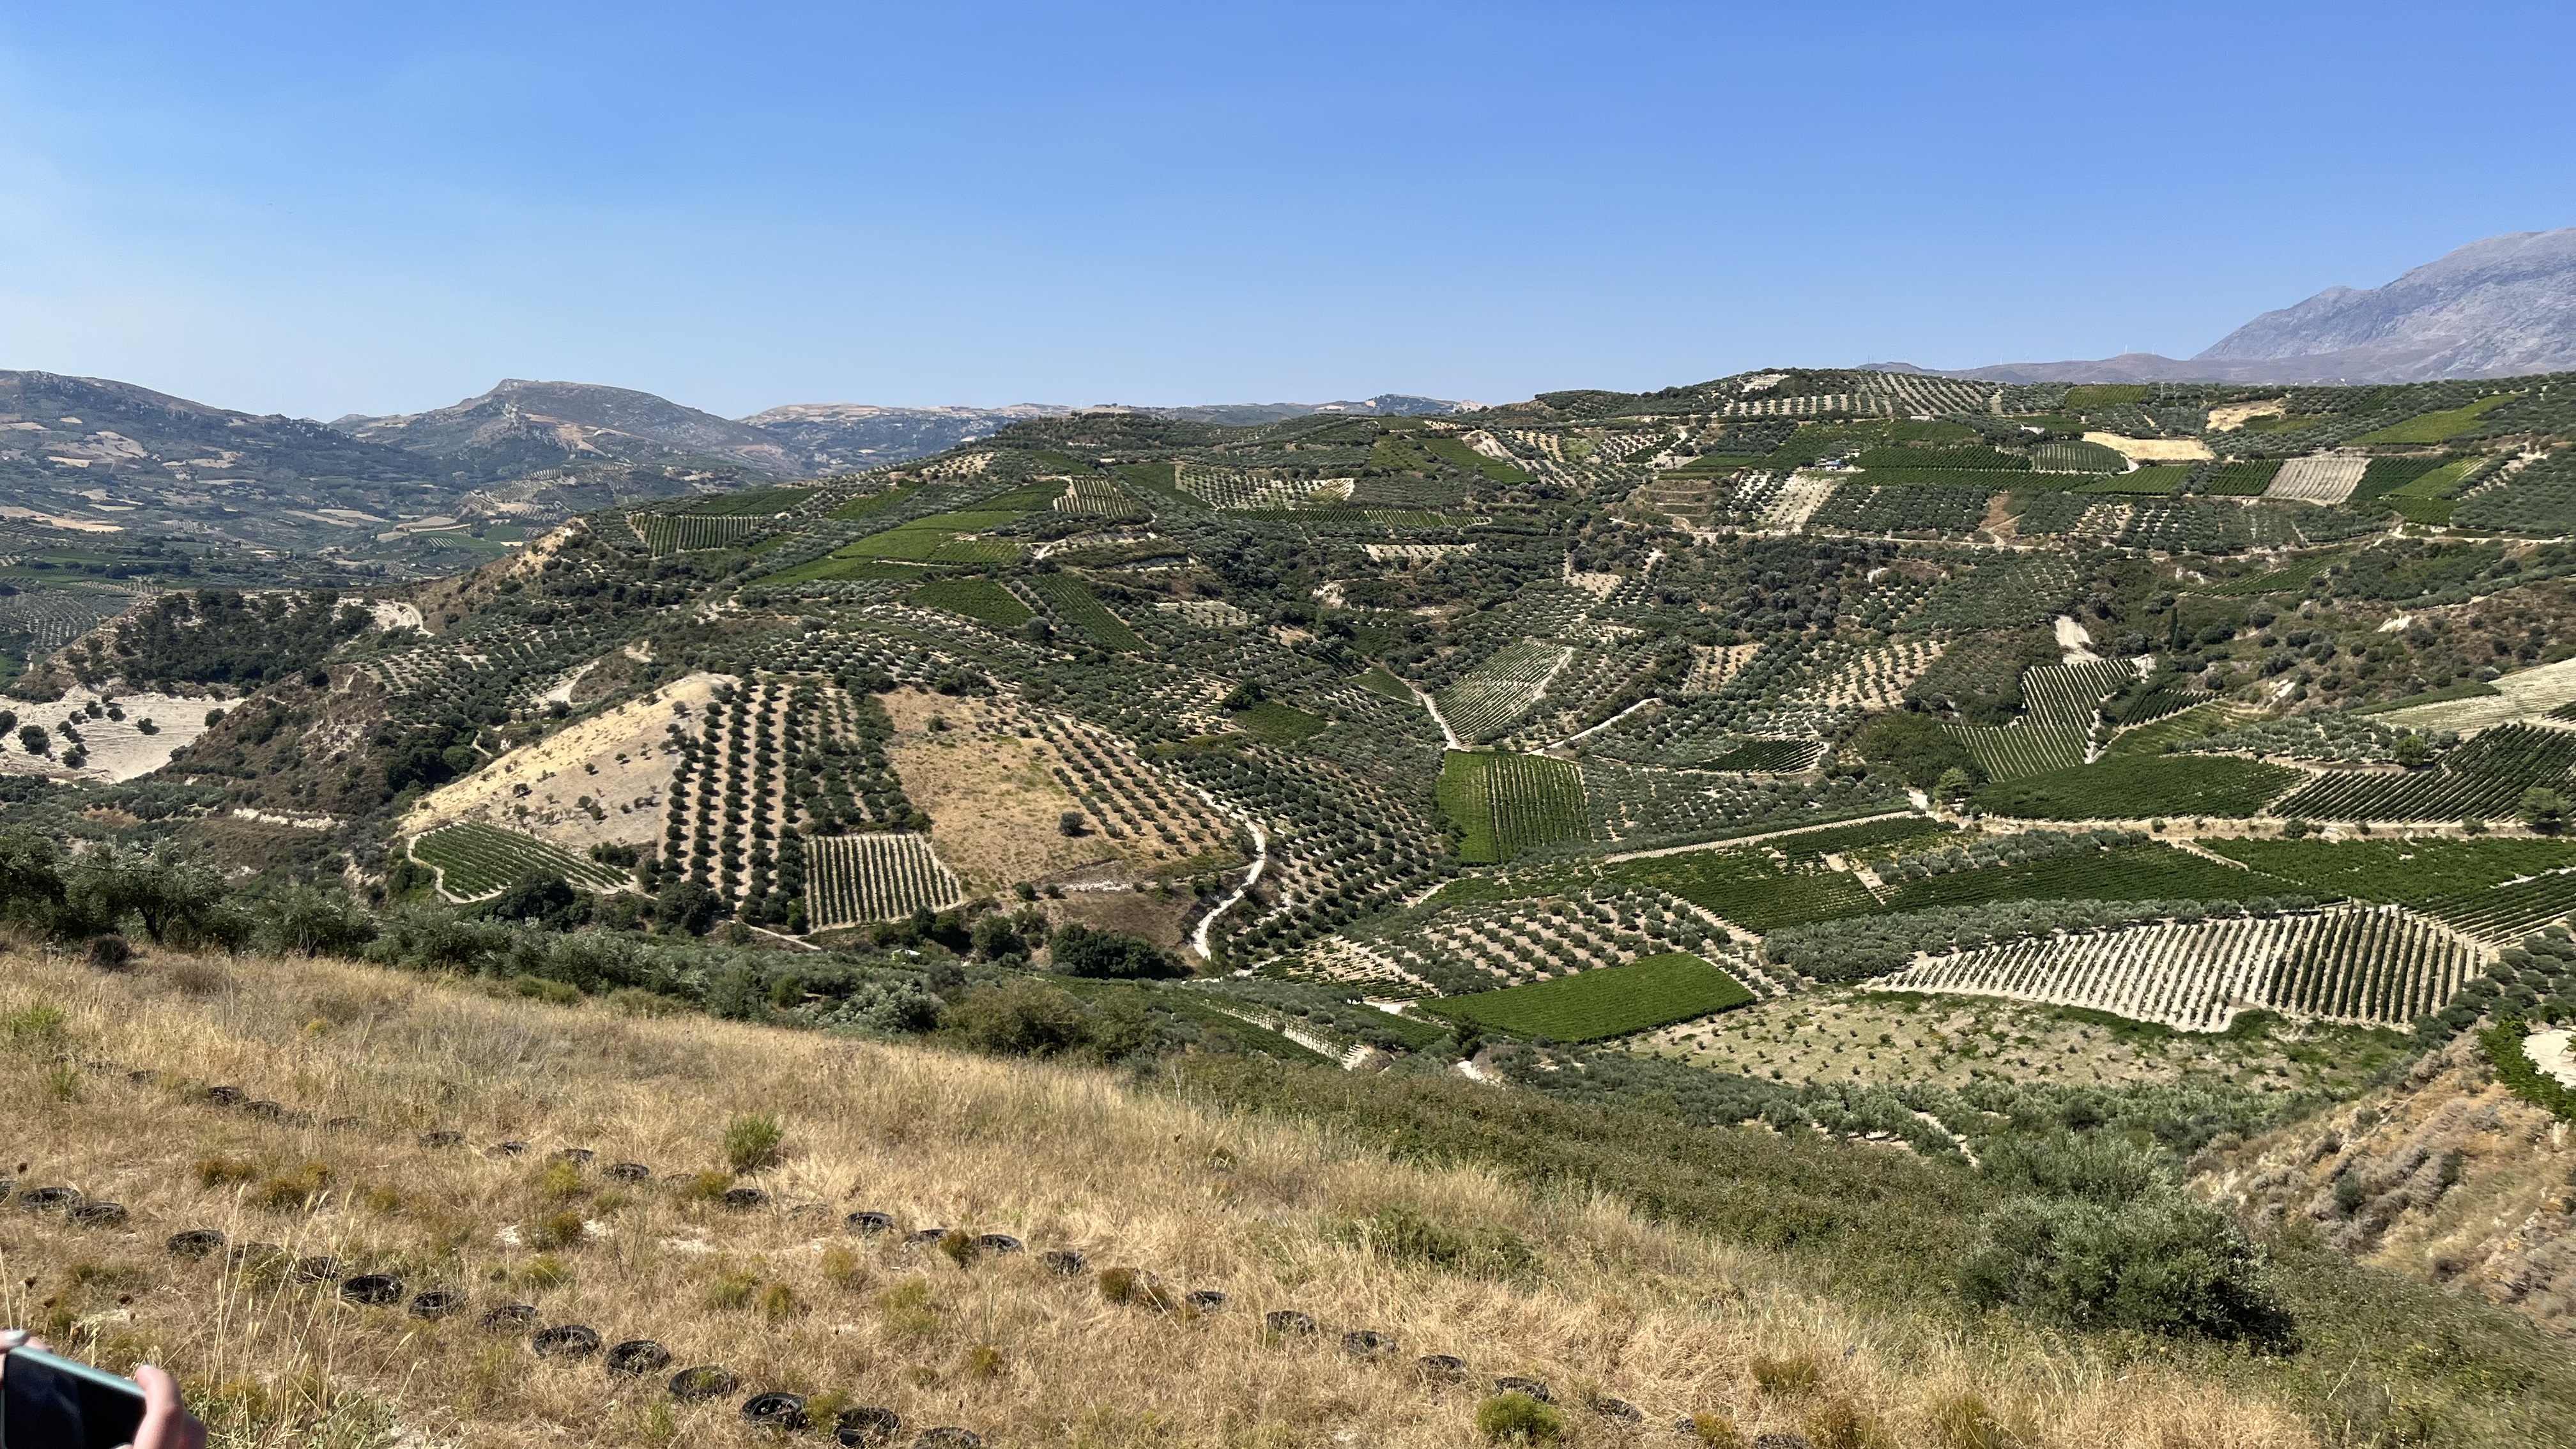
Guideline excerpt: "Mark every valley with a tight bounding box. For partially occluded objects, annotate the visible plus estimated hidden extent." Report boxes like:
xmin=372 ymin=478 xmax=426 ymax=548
xmin=11 ymin=360 xmax=2576 ymax=1445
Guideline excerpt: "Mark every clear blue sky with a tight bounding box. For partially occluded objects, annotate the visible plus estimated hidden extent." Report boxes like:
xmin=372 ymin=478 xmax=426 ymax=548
xmin=0 ymin=1 xmax=2568 ymax=420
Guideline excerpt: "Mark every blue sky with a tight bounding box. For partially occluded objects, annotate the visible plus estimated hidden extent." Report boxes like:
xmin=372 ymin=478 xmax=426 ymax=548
xmin=0 ymin=1 xmax=2568 ymax=420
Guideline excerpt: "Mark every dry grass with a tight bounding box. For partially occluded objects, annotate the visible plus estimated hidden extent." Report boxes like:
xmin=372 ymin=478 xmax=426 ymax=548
xmin=0 ymin=941 xmax=2319 ymax=1447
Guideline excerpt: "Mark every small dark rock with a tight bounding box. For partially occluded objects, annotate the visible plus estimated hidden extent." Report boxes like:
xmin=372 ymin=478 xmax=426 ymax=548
xmin=554 ymin=1147 xmax=595 ymax=1164
xmin=531 ymin=1324 xmax=601 ymax=1359
xmin=341 ymin=1275 xmax=404 ymax=1307
xmin=913 ymin=1431 xmax=983 ymax=1448
xmin=291 ymin=1256 xmax=341 ymax=1284
xmin=204 ymin=1086 xmax=245 ymax=1107
xmin=19 ymin=1186 xmax=80 ymax=1214
xmin=127 ymin=1070 xmax=157 ymax=1085
xmin=226 ymin=1243 xmax=286 ymax=1272
xmin=1751 ymin=1435 xmax=1814 ymax=1449
xmin=606 ymin=1162 xmax=652 ymax=1182
xmin=418 ymin=1131 xmax=463 ymax=1148
xmin=69 ymin=1202 xmax=127 ymax=1229
xmin=669 ymin=1365 xmax=739 ymax=1402
xmin=836 ymin=1406 xmax=902 ymax=1446
xmin=1494 ymin=1377 xmax=1552 ymax=1404
xmin=489 ymin=1140 xmax=528 ymax=1158
xmin=325 ymin=1116 xmax=366 ymax=1133
xmin=1186 ymin=1289 xmax=1227 ymax=1312
xmin=847 ymin=1211 xmax=894 ymax=1233
xmin=907 ymin=1226 xmax=949 ymax=1243
xmin=741 ymin=1392 xmax=808 ymax=1430
xmin=1342 ymin=1330 xmax=1396 ymax=1358
xmin=243 ymin=1100 xmax=286 ymax=1120
xmin=166 ymin=1229 xmax=226 ymax=1259
xmin=1039 ymin=1248 xmax=1086 ymax=1275
xmin=1264 ymin=1310 xmax=1317 ymax=1336
xmin=606 ymin=1340 xmax=672 ymax=1377
xmin=1590 ymin=1397 xmax=1641 ymax=1423
xmin=975 ymin=1233 xmax=1023 ymax=1254
xmin=479 ymin=1303 xmax=539 ymax=1333
xmin=1416 ymin=1354 xmax=1469 ymax=1382
xmin=408 ymin=1289 xmax=465 ymax=1320
xmin=723 ymin=1186 xmax=767 ymax=1210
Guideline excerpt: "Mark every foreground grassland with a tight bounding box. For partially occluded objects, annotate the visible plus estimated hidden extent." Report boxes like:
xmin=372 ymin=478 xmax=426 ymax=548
xmin=0 ymin=945 xmax=2360 ymax=1449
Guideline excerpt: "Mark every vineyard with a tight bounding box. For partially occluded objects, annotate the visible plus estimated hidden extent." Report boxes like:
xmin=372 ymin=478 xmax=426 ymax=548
xmin=1878 ymin=904 xmax=2476 ymax=1031
xmin=1969 ymin=754 xmax=2301 ymax=821
xmin=1438 ymin=751 xmax=1585 ymax=864
xmin=2272 ymin=723 xmax=2576 ymax=822
xmin=803 ymin=832 xmax=965 ymax=928
xmin=1947 ymin=658 xmax=2129 ymax=780
xmin=1434 ymin=641 xmax=1571 ymax=744
xmin=629 ymin=512 xmax=773 ymax=555
xmin=1027 ymin=575 xmax=1146 ymax=650
xmin=1425 ymin=951 xmax=1756 ymax=1042
xmin=409 ymin=822 xmax=630 ymax=901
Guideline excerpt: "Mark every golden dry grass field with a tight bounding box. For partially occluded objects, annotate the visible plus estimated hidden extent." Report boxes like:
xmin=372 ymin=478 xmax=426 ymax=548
xmin=0 ymin=941 xmax=2321 ymax=1448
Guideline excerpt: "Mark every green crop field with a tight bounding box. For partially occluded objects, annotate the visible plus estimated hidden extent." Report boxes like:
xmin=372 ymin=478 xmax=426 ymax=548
xmin=1234 ymin=700 xmax=1327 ymax=743
xmin=1873 ymin=843 xmax=2304 ymax=914
xmin=1438 ymin=751 xmax=1585 ymax=864
xmin=410 ymin=823 xmax=629 ymax=901
xmin=1352 ymin=664 xmax=1415 ymax=702
xmin=2354 ymin=395 xmax=2515 ymax=445
xmin=758 ymin=556 xmax=928 ymax=585
xmin=1029 ymin=575 xmax=1145 ymax=650
xmin=2206 ymin=836 xmax=2576 ymax=906
xmin=680 ymin=486 xmax=815 ymax=517
xmin=1425 ymin=952 xmax=1754 ymax=1042
xmin=910 ymin=578 xmax=1032 ymax=627
xmin=1613 ymin=848 xmax=1878 ymax=931
xmin=1970 ymin=755 xmax=2301 ymax=821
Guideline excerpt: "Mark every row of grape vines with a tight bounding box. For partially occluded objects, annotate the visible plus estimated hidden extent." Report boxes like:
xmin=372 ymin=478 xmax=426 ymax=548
xmin=1878 ymin=903 xmax=2477 ymax=1030
xmin=1947 ymin=658 xmax=2129 ymax=781
xmin=2275 ymin=723 xmax=2576 ymax=822
xmin=804 ymin=833 xmax=963 ymax=929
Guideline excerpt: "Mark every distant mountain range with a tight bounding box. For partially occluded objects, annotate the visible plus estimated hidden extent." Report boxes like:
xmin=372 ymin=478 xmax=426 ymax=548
xmin=0 ymin=371 xmax=1466 ymax=565
xmin=330 ymin=387 xmax=1466 ymax=480
xmin=1873 ymin=226 xmax=2576 ymax=385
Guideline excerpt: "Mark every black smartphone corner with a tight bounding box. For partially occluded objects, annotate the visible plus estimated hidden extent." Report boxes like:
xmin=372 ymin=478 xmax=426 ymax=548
xmin=2 ymin=1346 xmax=149 ymax=1448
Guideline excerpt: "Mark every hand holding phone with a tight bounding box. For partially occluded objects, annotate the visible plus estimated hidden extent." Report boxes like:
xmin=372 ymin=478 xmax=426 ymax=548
xmin=0 ymin=1334 xmax=204 ymax=1449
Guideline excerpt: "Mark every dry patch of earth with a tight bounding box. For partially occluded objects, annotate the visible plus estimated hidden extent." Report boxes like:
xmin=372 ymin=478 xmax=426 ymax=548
xmin=403 ymin=671 xmax=731 ymax=852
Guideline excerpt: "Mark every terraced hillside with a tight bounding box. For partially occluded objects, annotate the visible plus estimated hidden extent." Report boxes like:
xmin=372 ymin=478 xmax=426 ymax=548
xmin=17 ymin=366 xmax=2576 ymax=1441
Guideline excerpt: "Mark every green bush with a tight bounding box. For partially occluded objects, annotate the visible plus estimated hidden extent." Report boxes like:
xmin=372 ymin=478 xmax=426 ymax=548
xmin=1956 ymin=1192 xmax=2292 ymax=1344
xmin=724 ymin=1113 xmax=784 ymax=1174
xmin=1340 ymin=1205 xmax=1537 ymax=1278
xmin=1475 ymin=1392 xmax=1564 ymax=1445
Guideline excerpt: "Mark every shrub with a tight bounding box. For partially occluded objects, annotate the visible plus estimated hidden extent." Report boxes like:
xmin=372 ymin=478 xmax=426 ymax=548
xmin=1680 ymin=1413 xmax=1744 ymax=1448
xmin=704 ymin=1270 xmax=762 ymax=1310
xmin=531 ymin=1210 xmax=586 ymax=1250
xmin=1956 ymin=1193 xmax=2292 ymax=1344
xmin=194 ymin=1156 xmax=259 ymax=1188
xmin=1926 ymin=1393 xmax=2011 ymax=1449
xmin=252 ymin=1162 xmax=333 ymax=1213
xmin=1475 ymin=1392 xmax=1564 ymax=1445
xmin=1341 ymin=1205 xmax=1537 ymax=1278
xmin=723 ymin=1113 xmax=785 ymax=1174
xmin=1804 ymin=1399 xmax=1893 ymax=1449
xmin=85 ymin=935 xmax=132 ymax=971
xmin=1050 ymin=923 xmax=1185 ymax=979
xmin=1751 ymin=1351 xmax=1822 ymax=1396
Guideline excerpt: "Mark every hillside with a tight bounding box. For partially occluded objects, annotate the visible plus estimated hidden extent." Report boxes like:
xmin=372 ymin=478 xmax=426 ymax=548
xmin=336 ymin=379 xmax=818 ymax=480
xmin=0 ymin=942 xmax=2344 ymax=1449
xmin=1882 ymin=226 xmax=2576 ymax=385
xmin=15 ymin=362 xmax=2576 ymax=1441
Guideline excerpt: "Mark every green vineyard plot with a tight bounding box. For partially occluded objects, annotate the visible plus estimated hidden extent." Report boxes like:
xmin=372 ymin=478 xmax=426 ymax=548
xmin=804 ymin=832 xmax=965 ymax=929
xmin=1438 ymin=751 xmax=1585 ymax=864
xmin=912 ymin=579 xmax=1034 ymax=627
xmin=410 ymin=822 xmax=629 ymax=901
xmin=1029 ymin=575 xmax=1145 ymax=650
xmin=1233 ymin=700 xmax=1327 ymax=744
xmin=1970 ymin=755 xmax=2301 ymax=821
xmin=1874 ymin=842 xmax=2304 ymax=914
xmin=2273 ymin=724 xmax=2576 ymax=822
xmin=1426 ymin=951 xmax=1754 ymax=1043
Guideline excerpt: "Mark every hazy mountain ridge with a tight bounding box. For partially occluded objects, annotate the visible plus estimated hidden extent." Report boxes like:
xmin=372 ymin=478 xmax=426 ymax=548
xmin=335 ymin=378 xmax=816 ymax=480
xmin=1876 ymin=226 xmax=2576 ymax=385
